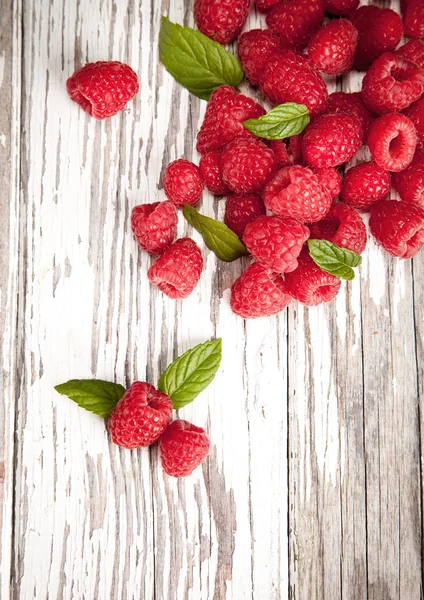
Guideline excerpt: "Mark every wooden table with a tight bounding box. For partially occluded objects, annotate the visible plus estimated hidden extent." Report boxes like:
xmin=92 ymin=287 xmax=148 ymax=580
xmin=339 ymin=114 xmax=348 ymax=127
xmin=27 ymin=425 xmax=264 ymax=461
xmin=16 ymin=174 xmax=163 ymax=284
xmin=1 ymin=0 xmax=423 ymax=598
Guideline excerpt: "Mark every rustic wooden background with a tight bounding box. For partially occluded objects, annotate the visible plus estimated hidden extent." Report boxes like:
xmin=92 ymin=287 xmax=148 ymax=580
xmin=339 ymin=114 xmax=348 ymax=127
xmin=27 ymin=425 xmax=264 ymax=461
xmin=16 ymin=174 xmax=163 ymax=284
xmin=1 ymin=0 xmax=423 ymax=598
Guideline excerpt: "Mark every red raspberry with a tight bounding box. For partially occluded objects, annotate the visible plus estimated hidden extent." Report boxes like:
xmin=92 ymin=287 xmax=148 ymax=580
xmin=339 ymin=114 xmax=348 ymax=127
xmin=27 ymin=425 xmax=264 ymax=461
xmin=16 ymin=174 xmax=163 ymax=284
xmin=308 ymin=203 xmax=367 ymax=255
xmin=367 ymin=114 xmax=417 ymax=173
xmin=324 ymin=91 xmax=374 ymax=143
xmin=224 ymin=194 xmax=266 ymax=238
xmin=361 ymin=53 xmax=424 ymax=115
xmin=341 ymin=162 xmax=391 ymax=211
xmin=255 ymin=0 xmax=280 ymax=11
xmin=313 ymin=167 xmax=342 ymax=199
xmin=403 ymin=98 xmax=424 ymax=149
xmin=302 ymin=113 xmax=362 ymax=168
xmin=260 ymin=52 xmax=328 ymax=118
xmin=404 ymin=0 xmax=424 ymax=40
xmin=349 ymin=6 xmax=403 ymax=71
xmin=198 ymin=150 xmax=231 ymax=195
xmin=243 ymin=215 xmax=310 ymax=273
xmin=160 ymin=420 xmax=210 ymax=478
xmin=194 ymin=0 xmax=250 ymax=44
xmin=230 ymin=262 xmax=291 ymax=318
xmin=238 ymin=30 xmax=281 ymax=87
xmin=131 ymin=201 xmax=178 ymax=255
xmin=266 ymin=0 xmax=324 ymax=50
xmin=66 ymin=61 xmax=139 ymax=119
xmin=148 ymin=238 xmax=203 ymax=299
xmin=263 ymin=166 xmax=332 ymax=222
xmin=396 ymin=40 xmax=424 ymax=69
xmin=108 ymin=382 xmax=172 ymax=449
xmin=307 ymin=19 xmax=358 ymax=75
xmin=369 ymin=200 xmax=424 ymax=258
xmin=221 ymin=138 xmax=278 ymax=194
xmin=196 ymin=86 xmax=266 ymax=155
xmin=284 ymin=250 xmax=341 ymax=306
xmin=163 ymin=159 xmax=204 ymax=208
xmin=270 ymin=140 xmax=293 ymax=167
xmin=392 ymin=150 xmax=424 ymax=208
xmin=323 ymin=0 xmax=359 ymax=16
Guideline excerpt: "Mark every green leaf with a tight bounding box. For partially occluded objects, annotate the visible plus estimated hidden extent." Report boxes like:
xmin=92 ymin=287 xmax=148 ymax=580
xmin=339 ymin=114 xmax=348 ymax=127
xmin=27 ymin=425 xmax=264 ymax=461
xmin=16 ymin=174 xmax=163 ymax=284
xmin=243 ymin=103 xmax=310 ymax=140
xmin=158 ymin=339 xmax=222 ymax=409
xmin=159 ymin=16 xmax=244 ymax=100
xmin=183 ymin=204 xmax=248 ymax=262
xmin=54 ymin=379 xmax=126 ymax=418
xmin=307 ymin=239 xmax=362 ymax=281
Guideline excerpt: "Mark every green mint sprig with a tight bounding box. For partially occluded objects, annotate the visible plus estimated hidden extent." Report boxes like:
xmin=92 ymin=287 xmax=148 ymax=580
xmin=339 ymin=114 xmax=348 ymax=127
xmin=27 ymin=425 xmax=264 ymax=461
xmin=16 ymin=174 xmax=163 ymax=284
xmin=243 ymin=103 xmax=310 ymax=140
xmin=308 ymin=239 xmax=362 ymax=281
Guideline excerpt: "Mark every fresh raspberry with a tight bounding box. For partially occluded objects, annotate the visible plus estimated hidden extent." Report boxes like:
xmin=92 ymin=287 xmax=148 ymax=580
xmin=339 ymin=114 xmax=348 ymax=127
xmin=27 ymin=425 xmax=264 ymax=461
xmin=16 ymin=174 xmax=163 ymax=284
xmin=221 ymin=138 xmax=278 ymax=194
xmin=392 ymin=150 xmax=424 ymax=208
xmin=270 ymin=140 xmax=293 ymax=167
xmin=323 ymin=0 xmax=359 ymax=17
xmin=266 ymin=0 xmax=324 ymax=50
xmin=396 ymin=40 xmax=424 ymax=69
xmin=404 ymin=0 xmax=424 ymax=40
xmin=263 ymin=166 xmax=332 ymax=222
xmin=349 ymin=6 xmax=403 ymax=71
xmin=308 ymin=203 xmax=367 ymax=254
xmin=313 ymin=167 xmax=342 ymax=199
xmin=196 ymin=86 xmax=266 ymax=155
xmin=108 ymin=382 xmax=172 ymax=449
xmin=230 ymin=262 xmax=291 ymax=318
xmin=260 ymin=52 xmax=328 ymax=117
xmin=163 ymin=159 xmax=204 ymax=208
xmin=198 ymin=150 xmax=231 ymax=195
xmin=367 ymin=114 xmax=417 ymax=173
xmin=324 ymin=92 xmax=374 ymax=143
xmin=66 ymin=61 xmax=139 ymax=119
xmin=361 ymin=53 xmax=424 ymax=115
xmin=284 ymin=250 xmax=341 ymax=306
xmin=131 ymin=201 xmax=178 ymax=255
xmin=307 ymin=19 xmax=358 ymax=75
xmin=403 ymin=98 xmax=424 ymax=149
xmin=224 ymin=194 xmax=266 ymax=238
xmin=194 ymin=0 xmax=250 ymax=44
xmin=255 ymin=0 xmax=280 ymax=11
xmin=369 ymin=200 xmax=424 ymax=258
xmin=238 ymin=29 xmax=282 ymax=87
xmin=148 ymin=238 xmax=203 ymax=299
xmin=159 ymin=420 xmax=210 ymax=478
xmin=341 ymin=162 xmax=391 ymax=211
xmin=302 ymin=113 xmax=362 ymax=168
xmin=243 ymin=215 xmax=310 ymax=273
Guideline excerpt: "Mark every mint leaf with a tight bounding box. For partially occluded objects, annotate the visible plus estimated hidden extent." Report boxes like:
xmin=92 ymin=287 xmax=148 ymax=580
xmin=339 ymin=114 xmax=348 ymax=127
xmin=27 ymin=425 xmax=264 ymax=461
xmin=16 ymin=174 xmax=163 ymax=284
xmin=158 ymin=339 xmax=222 ymax=409
xmin=54 ymin=379 xmax=126 ymax=418
xmin=243 ymin=103 xmax=310 ymax=140
xmin=159 ymin=17 xmax=244 ymax=100
xmin=308 ymin=239 xmax=362 ymax=281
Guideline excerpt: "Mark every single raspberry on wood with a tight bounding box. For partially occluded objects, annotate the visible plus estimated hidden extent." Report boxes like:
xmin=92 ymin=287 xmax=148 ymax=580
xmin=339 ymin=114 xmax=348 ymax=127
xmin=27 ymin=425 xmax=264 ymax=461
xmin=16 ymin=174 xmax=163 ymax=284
xmin=307 ymin=19 xmax=358 ymax=75
xmin=324 ymin=92 xmax=375 ymax=143
xmin=66 ymin=61 xmax=139 ymax=119
xmin=396 ymin=40 xmax=424 ymax=69
xmin=108 ymin=382 xmax=172 ymax=449
xmin=403 ymin=98 xmax=424 ymax=149
xmin=224 ymin=194 xmax=266 ymax=238
xmin=194 ymin=0 xmax=250 ymax=44
xmin=369 ymin=200 xmax=424 ymax=258
xmin=341 ymin=162 xmax=391 ymax=211
xmin=308 ymin=203 xmax=367 ymax=255
xmin=238 ymin=29 xmax=282 ymax=87
xmin=148 ymin=238 xmax=203 ymax=299
xmin=302 ymin=113 xmax=362 ymax=168
xmin=243 ymin=215 xmax=310 ymax=274
xmin=284 ymin=250 xmax=341 ymax=306
xmin=266 ymin=0 xmax=324 ymax=50
xmin=163 ymin=159 xmax=204 ymax=208
xmin=131 ymin=201 xmax=178 ymax=254
xmin=199 ymin=150 xmax=231 ymax=196
xmin=160 ymin=420 xmax=211 ymax=478
xmin=221 ymin=138 xmax=278 ymax=194
xmin=404 ymin=0 xmax=424 ymax=40
xmin=230 ymin=262 xmax=291 ymax=318
xmin=392 ymin=150 xmax=424 ymax=208
xmin=367 ymin=114 xmax=417 ymax=173
xmin=323 ymin=0 xmax=359 ymax=16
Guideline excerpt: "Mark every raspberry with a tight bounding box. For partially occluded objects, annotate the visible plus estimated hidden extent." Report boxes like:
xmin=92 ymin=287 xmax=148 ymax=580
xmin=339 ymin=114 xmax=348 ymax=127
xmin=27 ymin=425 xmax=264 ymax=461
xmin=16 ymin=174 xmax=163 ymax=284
xmin=284 ymin=250 xmax=341 ymax=306
xmin=198 ymin=150 xmax=231 ymax=195
xmin=367 ymin=114 xmax=417 ymax=173
xmin=404 ymin=0 xmax=424 ymax=40
xmin=307 ymin=19 xmax=358 ymax=75
xmin=266 ymin=0 xmax=324 ymax=50
xmin=270 ymin=140 xmax=293 ymax=167
xmin=221 ymin=138 xmax=278 ymax=194
xmin=323 ymin=0 xmax=359 ymax=17
xmin=260 ymin=52 xmax=328 ymax=118
xmin=263 ymin=166 xmax=332 ymax=223
xmin=224 ymin=194 xmax=266 ymax=238
xmin=108 ymin=382 xmax=172 ymax=449
xmin=324 ymin=92 xmax=375 ymax=143
xmin=230 ymin=262 xmax=291 ymax=318
xmin=313 ymin=167 xmax=342 ymax=200
xmin=403 ymin=98 xmax=424 ymax=149
xmin=309 ymin=203 xmax=367 ymax=254
xmin=392 ymin=150 xmax=424 ymax=208
xmin=349 ymin=6 xmax=403 ymax=71
xmin=238 ymin=29 xmax=281 ymax=87
xmin=196 ymin=86 xmax=266 ymax=155
xmin=194 ymin=0 xmax=250 ymax=44
xmin=369 ymin=200 xmax=424 ymax=258
xmin=159 ymin=420 xmax=210 ymax=478
xmin=131 ymin=201 xmax=178 ymax=254
xmin=66 ymin=61 xmax=139 ymax=119
xmin=396 ymin=40 xmax=424 ymax=69
xmin=341 ymin=162 xmax=391 ymax=211
xmin=163 ymin=159 xmax=204 ymax=208
xmin=148 ymin=238 xmax=203 ymax=299
xmin=302 ymin=113 xmax=362 ymax=168
xmin=255 ymin=0 xmax=280 ymax=11
xmin=361 ymin=53 xmax=424 ymax=115
xmin=243 ymin=215 xmax=310 ymax=273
